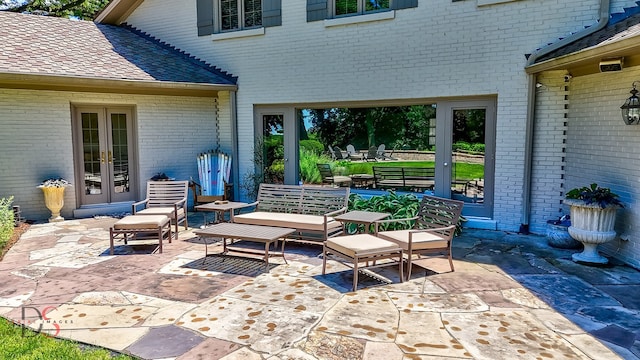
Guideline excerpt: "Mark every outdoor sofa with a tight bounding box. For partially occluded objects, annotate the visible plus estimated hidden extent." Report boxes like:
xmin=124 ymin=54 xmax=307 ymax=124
xmin=230 ymin=183 xmax=350 ymax=243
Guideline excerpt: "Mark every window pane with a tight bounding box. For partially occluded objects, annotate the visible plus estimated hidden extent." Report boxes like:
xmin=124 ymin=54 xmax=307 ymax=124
xmin=365 ymin=0 xmax=389 ymax=12
xmin=244 ymin=0 xmax=262 ymax=27
xmin=221 ymin=0 xmax=239 ymax=30
xmin=336 ymin=0 xmax=358 ymax=15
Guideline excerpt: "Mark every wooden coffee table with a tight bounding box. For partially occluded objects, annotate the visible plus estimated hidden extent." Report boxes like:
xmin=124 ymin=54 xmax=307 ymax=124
xmin=194 ymin=223 xmax=295 ymax=271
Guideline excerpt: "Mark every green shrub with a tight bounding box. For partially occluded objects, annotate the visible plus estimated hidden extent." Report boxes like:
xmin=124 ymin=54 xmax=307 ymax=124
xmin=300 ymin=148 xmax=332 ymax=183
xmin=300 ymin=139 xmax=324 ymax=155
xmin=347 ymin=192 xmax=420 ymax=233
xmin=0 ymin=197 xmax=14 ymax=250
xmin=452 ymin=141 xmax=484 ymax=154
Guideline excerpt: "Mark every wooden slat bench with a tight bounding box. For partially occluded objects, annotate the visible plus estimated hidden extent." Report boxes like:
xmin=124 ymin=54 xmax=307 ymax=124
xmin=372 ymin=166 xmax=435 ymax=191
xmin=231 ymin=183 xmax=350 ymax=244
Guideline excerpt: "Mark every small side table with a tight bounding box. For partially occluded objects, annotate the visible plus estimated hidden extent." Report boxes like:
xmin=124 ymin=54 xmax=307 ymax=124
xmin=195 ymin=201 xmax=249 ymax=225
xmin=335 ymin=210 xmax=390 ymax=234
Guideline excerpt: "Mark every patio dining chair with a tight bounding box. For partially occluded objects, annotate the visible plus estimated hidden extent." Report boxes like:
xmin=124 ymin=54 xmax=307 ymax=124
xmin=374 ymin=195 xmax=464 ymax=278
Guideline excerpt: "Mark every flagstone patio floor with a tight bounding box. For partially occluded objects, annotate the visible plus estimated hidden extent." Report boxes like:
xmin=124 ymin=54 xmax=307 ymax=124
xmin=1 ymin=214 xmax=639 ymax=359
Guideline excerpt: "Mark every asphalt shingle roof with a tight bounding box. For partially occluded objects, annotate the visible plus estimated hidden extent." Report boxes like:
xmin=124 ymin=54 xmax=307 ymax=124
xmin=535 ymin=12 xmax=640 ymax=64
xmin=0 ymin=11 xmax=236 ymax=85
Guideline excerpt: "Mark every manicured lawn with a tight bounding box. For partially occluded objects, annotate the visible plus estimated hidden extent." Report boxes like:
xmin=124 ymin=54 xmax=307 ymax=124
xmin=345 ymin=161 xmax=484 ymax=181
xmin=0 ymin=317 xmax=136 ymax=359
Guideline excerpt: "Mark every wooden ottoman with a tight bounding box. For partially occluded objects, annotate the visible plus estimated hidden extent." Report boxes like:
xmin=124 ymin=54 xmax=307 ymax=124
xmin=322 ymin=234 xmax=404 ymax=291
xmin=110 ymin=215 xmax=171 ymax=255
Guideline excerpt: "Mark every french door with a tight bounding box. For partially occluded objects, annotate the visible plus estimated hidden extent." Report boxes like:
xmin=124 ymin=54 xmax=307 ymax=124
xmin=72 ymin=106 xmax=136 ymax=205
xmin=255 ymin=107 xmax=298 ymax=185
xmin=435 ymin=100 xmax=495 ymax=218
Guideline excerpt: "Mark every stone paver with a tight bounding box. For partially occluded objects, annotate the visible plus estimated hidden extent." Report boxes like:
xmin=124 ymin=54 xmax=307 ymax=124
xmin=0 ymin=217 xmax=638 ymax=359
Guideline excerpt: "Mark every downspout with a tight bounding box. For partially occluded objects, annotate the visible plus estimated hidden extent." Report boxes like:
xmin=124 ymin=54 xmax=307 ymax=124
xmin=230 ymin=90 xmax=239 ymax=200
xmin=519 ymin=0 xmax=610 ymax=234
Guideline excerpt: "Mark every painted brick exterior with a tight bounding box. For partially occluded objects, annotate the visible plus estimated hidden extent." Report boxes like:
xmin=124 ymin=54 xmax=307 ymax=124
xmin=0 ymin=89 xmax=221 ymax=220
xmin=126 ymin=0 xmax=640 ymax=233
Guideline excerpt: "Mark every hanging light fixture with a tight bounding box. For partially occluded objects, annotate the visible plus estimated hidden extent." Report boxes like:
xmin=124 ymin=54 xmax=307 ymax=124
xmin=621 ymin=81 xmax=640 ymax=125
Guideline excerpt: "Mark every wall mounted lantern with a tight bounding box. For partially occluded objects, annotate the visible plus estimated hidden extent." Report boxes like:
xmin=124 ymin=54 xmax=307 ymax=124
xmin=621 ymin=81 xmax=640 ymax=125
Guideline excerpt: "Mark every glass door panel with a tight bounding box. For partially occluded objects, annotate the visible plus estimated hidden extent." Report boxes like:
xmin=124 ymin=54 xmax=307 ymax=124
xmin=262 ymin=114 xmax=284 ymax=184
xmin=451 ymin=109 xmax=485 ymax=204
xmin=80 ymin=111 xmax=108 ymax=203
xmin=108 ymin=110 xmax=133 ymax=203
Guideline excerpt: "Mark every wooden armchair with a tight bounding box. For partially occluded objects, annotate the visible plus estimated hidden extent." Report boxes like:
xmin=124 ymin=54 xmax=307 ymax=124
xmin=374 ymin=195 xmax=464 ymax=278
xmin=132 ymin=180 xmax=189 ymax=238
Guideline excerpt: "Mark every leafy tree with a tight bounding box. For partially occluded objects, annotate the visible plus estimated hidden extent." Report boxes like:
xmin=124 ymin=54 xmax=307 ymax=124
xmin=307 ymin=105 xmax=436 ymax=151
xmin=1 ymin=0 xmax=109 ymax=20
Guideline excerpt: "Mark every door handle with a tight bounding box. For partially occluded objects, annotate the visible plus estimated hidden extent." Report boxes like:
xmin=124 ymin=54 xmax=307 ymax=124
xmin=443 ymin=162 xmax=449 ymax=166
xmin=108 ymin=151 xmax=113 ymax=164
xmin=101 ymin=151 xmax=106 ymax=164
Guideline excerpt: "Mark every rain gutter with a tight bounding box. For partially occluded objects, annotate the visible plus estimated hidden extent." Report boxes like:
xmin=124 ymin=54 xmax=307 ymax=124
xmin=520 ymin=0 xmax=610 ymax=234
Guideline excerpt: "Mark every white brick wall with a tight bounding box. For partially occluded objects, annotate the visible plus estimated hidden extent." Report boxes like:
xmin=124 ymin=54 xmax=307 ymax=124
xmin=124 ymin=0 xmax=639 ymax=232
xmin=562 ymin=68 xmax=640 ymax=268
xmin=529 ymin=71 xmax=570 ymax=235
xmin=0 ymin=89 xmax=220 ymax=221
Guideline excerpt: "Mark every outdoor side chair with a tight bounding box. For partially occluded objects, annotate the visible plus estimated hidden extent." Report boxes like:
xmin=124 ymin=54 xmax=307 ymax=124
xmin=376 ymin=144 xmax=396 ymax=160
xmin=333 ymin=146 xmax=348 ymax=161
xmin=374 ymin=195 xmax=464 ymax=278
xmin=132 ymin=180 xmax=189 ymax=238
xmin=365 ymin=146 xmax=379 ymax=162
xmin=317 ymin=163 xmax=352 ymax=187
xmin=346 ymin=144 xmax=363 ymax=161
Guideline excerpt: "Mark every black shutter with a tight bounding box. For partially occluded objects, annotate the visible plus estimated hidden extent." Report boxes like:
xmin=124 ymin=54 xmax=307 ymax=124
xmin=197 ymin=0 xmax=214 ymax=36
xmin=392 ymin=0 xmax=418 ymax=10
xmin=263 ymin=0 xmax=282 ymax=27
xmin=307 ymin=0 xmax=327 ymax=22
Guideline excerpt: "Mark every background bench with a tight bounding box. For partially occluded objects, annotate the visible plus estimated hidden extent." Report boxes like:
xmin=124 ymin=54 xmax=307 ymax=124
xmin=372 ymin=166 xmax=435 ymax=191
xmin=231 ymin=183 xmax=349 ymax=244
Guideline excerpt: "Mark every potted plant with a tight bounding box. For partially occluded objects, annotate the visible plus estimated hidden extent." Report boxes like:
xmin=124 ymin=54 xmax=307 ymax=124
xmin=565 ymin=183 xmax=623 ymax=264
xmin=38 ymin=178 xmax=72 ymax=223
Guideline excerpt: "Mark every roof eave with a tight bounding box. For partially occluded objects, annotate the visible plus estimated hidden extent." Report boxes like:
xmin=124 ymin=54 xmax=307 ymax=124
xmin=525 ymin=32 xmax=640 ymax=75
xmin=94 ymin=0 xmax=143 ymax=24
xmin=0 ymin=72 xmax=237 ymax=97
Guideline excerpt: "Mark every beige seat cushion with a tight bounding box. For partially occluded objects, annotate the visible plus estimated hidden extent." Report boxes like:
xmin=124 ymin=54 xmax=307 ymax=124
xmin=331 ymin=175 xmax=352 ymax=185
xmin=114 ymin=215 xmax=170 ymax=230
xmin=137 ymin=207 xmax=185 ymax=218
xmin=326 ymin=234 xmax=401 ymax=258
xmin=377 ymin=230 xmax=447 ymax=251
xmin=233 ymin=212 xmax=342 ymax=232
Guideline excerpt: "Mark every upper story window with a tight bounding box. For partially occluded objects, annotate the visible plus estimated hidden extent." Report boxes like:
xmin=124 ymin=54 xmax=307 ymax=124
xmin=334 ymin=0 xmax=390 ymax=16
xmin=307 ymin=0 xmax=417 ymax=22
xmin=197 ymin=0 xmax=281 ymax=37
xmin=220 ymin=0 xmax=262 ymax=31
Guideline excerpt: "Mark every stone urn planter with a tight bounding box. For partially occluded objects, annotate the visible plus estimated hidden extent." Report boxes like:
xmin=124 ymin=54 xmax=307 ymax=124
xmin=565 ymin=184 xmax=623 ymax=265
xmin=38 ymin=178 xmax=71 ymax=223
